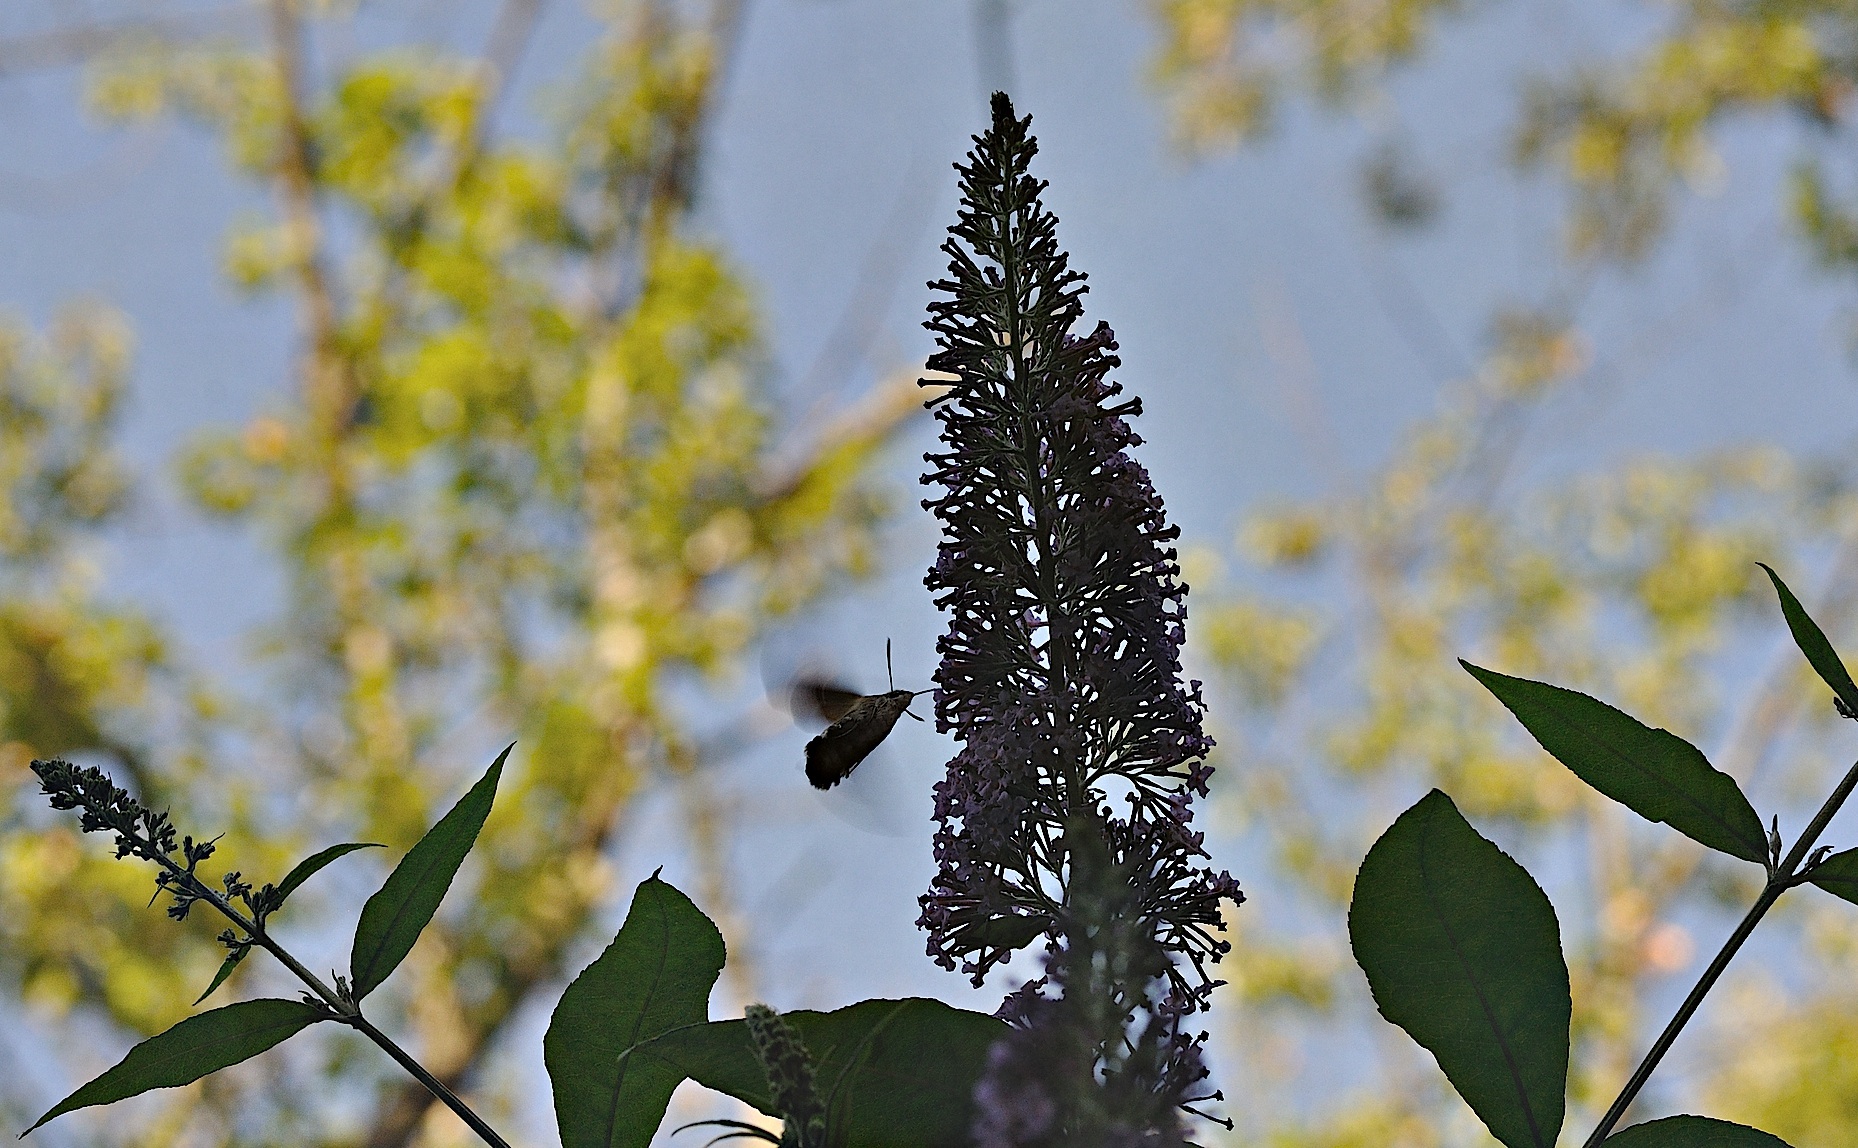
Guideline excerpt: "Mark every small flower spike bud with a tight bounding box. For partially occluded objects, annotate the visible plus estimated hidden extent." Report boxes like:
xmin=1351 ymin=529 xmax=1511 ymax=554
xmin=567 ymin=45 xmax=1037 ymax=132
xmin=744 ymin=1004 xmax=827 ymax=1148
xmin=31 ymin=758 xmax=276 ymax=945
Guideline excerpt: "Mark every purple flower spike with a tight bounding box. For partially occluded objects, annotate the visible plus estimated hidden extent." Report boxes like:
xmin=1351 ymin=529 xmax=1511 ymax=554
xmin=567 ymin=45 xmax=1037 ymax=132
xmin=917 ymin=93 xmax=1243 ymax=1143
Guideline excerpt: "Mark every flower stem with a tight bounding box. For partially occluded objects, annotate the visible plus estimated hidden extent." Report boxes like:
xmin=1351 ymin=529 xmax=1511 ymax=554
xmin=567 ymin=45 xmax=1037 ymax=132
xmin=1583 ymin=754 xmax=1858 ymax=1146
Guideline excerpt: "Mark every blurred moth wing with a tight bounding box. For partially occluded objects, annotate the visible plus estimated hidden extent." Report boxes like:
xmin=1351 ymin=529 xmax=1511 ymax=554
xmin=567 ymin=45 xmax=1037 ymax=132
xmin=791 ymin=678 xmax=864 ymax=724
xmin=804 ymin=689 xmax=920 ymax=790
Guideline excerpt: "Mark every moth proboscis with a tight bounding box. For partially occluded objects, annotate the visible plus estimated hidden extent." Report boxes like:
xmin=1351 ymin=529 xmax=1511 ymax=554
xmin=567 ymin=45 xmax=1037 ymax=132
xmin=792 ymin=640 xmax=929 ymax=790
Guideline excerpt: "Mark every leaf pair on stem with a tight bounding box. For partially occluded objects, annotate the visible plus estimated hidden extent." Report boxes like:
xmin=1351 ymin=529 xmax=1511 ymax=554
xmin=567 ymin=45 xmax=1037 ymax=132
xmin=1350 ymin=564 xmax=1858 ymax=1148
xmin=25 ymin=746 xmax=515 ymax=1145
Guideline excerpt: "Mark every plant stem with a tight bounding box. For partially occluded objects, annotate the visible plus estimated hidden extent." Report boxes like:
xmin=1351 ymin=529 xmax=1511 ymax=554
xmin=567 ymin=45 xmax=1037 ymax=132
xmin=143 ymin=841 xmax=348 ymax=1012
xmin=1583 ymin=754 xmax=1858 ymax=1146
xmin=1579 ymin=879 xmax=1778 ymax=1147
xmin=144 ymin=845 xmax=516 ymax=1148
xmin=347 ymin=1013 xmax=517 ymax=1148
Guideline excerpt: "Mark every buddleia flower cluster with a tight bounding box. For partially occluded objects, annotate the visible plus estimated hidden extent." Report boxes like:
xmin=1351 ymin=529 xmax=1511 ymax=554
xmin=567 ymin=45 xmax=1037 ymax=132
xmin=916 ymin=94 xmax=1243 ymax=1143
xmin=971 ymin=820 xmax=1214 ymax=1147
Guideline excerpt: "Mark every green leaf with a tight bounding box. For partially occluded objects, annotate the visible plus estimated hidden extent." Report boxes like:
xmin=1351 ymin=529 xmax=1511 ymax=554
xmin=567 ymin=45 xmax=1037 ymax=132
xmin=955 ymin=913 xmax=1050 ymax=953
xmin=1806 ymin=847 xmax=1858 ymax=905
xmin=1603 ymin=1115 xmax=1794 ymax=1146
xmin=349 ymin=745 xmax=509 ymax=1000
xmin=193 ymin=944 xmax=251 ymax=1006
xmin=1463 ymin=661 xmax=1768 ymax=865
xmin=274 ymin=841 xmax=383 ymax=908
xmin=671 ymin=1118 xmax=780 ymax=1146
xmin=1760 ymin=563 xmax=1858 ymax=717
xmin=1349 ymin=789 xmax=1570 ymax=1148
xmin=645 ymin=998 xmax=1005 ymax=1148
xmin=544 ymin=872 xmax=726 ymax=1148
xmin=23 ymin=999 xmax=324 ymax=1135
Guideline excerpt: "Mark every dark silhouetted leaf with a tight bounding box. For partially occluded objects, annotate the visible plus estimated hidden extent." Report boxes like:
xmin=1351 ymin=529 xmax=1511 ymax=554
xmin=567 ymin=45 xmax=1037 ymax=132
xmin=349 ymin=745 xmax=508 ymax=1000
xmin=193 ymin=944 xmax=250 ymax=1005
xmin=1463 ymin=661 xmax=1768 ymax=864
xmin=274 ymin=841 xmax=382 ymax=908
xmin=1350 ymin=789 xmax=1570 ymax=1148
xmin=1604 ymin=1114 xmax=1793 ymax=1146
xmin=672 ymin=1118 xmax=780 ymax=1146
xmin=23 ymin=999 xmax=324 ymax=1135
xmin=955 ymin=913 xmax=1051 ymax=953
xmin=1807 ymin=847 xmax=1858 ymax=906
xmin=645 ymin=997 xmax=1004 ymax=1148
xmin=545 ymin=874 xmax=725 ymax=1148
xmin=1761 ymin=563 xmax=1858 ymax=717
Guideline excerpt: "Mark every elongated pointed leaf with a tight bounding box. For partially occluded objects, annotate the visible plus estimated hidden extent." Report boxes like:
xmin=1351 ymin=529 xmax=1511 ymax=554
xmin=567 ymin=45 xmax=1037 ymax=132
xmin=23 ymin=999 xmax=324 ymax=1135
xmin=1350 ymin=789 xmax=1570 ymax=1148
xmin=1806 ymin=847 xmax=1858 ymax=905
xmin=194 ymin=944 xmax=251 ymax=1005
xmin=1761 ymin=563 xmax=1858 ymax=717
xmin=349 ymin=746 xmax=509 ymax=1000
xmin=545 ymin=873 xmax=725 ymax=1148
xmin=1604 ymin=1115 xmax=1793 ymax=1146
xmin=672 ymin=1118 xmax=780 ymax=1146
xmin=275 ymin=841 xmax=383 ymax=908
xmin=1464 ymin=661 xmax=1768 ymax=864
xmin=955 ymin=913 xmax=1051 ymax=954
xmin=644 ymin=998 xmax=1005 ymax=1148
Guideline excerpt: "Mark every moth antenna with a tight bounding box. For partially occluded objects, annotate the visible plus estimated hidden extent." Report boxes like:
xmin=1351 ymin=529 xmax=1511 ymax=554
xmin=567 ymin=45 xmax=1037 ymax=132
xmin=887 ymin=638 xmax=895 ymax=691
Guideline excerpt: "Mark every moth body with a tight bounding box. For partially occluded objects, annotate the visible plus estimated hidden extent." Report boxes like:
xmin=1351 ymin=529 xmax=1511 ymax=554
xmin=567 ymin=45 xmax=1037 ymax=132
xmin=804 ymin=689 xmax=920 ymax=790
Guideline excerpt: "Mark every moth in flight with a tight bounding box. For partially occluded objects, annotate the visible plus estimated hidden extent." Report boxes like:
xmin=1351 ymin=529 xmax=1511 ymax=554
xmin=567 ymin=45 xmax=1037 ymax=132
xmin=791 ymin=640 xmax=929 ymax=790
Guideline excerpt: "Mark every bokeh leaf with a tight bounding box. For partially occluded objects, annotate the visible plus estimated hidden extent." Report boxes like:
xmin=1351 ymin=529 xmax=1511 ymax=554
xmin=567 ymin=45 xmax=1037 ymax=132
xmin=544 ymin=872 xmax=725 ymax=1148
xmin=23 ymin=999 xmax=325 ymax=1135
xmin=1603 ymin=1114 xmax=1793 ymax=1146
xmin=274 ymin=841 xmax=383 ymax=908
xmin=645 ymin=997 xmax=1005 ymax=1148
xmin=1760 ymin=563 xmax=1858 ymax=717
xmin=1463 ymin=661 xmax=1768 ymax=864
xmin=349 ymin=746 xmax=508 ymax=1000
xmin=1349 ymin=789 xmax=1570 ymax=1148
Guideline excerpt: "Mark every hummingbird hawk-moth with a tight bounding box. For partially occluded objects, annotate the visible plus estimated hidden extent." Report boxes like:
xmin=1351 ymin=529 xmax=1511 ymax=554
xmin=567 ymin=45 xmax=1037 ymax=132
xmin=791 ymin=640 xmax=929 ymax=790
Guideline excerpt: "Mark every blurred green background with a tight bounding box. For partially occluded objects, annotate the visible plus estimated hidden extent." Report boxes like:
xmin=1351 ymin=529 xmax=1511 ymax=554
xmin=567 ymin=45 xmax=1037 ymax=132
xmin=7 ymin=0 xmax=1858 ymax=1144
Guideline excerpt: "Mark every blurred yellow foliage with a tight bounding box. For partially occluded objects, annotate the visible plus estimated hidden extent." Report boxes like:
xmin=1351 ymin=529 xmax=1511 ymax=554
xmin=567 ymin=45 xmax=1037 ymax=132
xmin=1199 ymin=596 xmax=1320 ymax=705
xmin=1143 ymin=0 xmax=1858 ymax=1132
xmin=1150 ymin=0 xmax=1858 ymax=257
xmin=0 ymin=4 xmax=900 ymax=1145
xmin=1196 ymin=359 xmax=1857 ymax=1140
xmin=1147 ymin=0 xmax=1462 ymax=151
